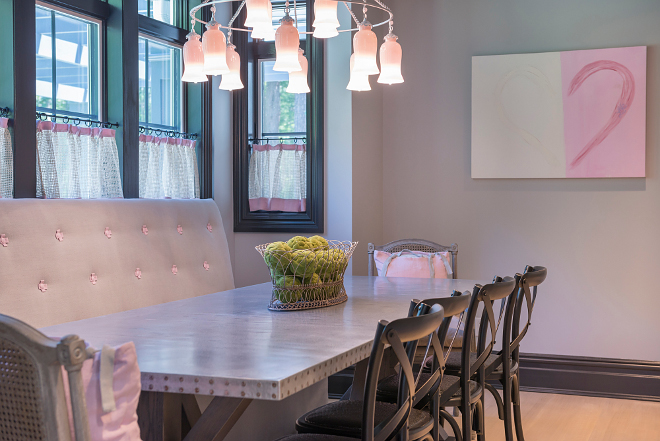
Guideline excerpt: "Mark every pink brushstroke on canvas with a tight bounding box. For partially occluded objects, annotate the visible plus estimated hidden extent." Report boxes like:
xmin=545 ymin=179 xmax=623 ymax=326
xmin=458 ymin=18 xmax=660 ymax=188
xmin=561 ymin=47 xmax=646 ymax=177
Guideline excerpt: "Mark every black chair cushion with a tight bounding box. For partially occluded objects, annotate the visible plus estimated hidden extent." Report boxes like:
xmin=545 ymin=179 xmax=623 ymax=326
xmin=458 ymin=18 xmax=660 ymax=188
xmin=295 ymin=399 xmax=433 ymax=439
xmin=439 ymin=375 xmax=482 ymax=406
xmin=276 ymin=435 xmax=356 ymax=441
xmin=444 ymin=352 xmax=502 ymax=375
xmin=376 ymin=372 xmax=460 ymax=404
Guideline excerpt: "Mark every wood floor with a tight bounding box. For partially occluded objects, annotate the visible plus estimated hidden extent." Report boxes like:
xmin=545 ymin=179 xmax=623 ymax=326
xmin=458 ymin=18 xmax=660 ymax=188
xmin=469 ymin=391 xmax=660 ymax=441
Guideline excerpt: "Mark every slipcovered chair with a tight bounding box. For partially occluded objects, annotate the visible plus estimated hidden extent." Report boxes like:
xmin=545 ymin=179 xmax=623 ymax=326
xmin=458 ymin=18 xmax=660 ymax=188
xmin=368 ymin=239 xmax=458 ymax=278
xmin=289 ymin=303 xmax=446 ymax=441
xmin=0 ymin=313 xmax=92 ymax=441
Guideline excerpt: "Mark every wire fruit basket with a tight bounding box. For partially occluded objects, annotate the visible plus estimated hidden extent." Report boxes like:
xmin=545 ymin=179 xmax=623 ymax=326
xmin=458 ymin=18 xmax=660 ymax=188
xmin=256 ymin=239 xmax=358 ymax=311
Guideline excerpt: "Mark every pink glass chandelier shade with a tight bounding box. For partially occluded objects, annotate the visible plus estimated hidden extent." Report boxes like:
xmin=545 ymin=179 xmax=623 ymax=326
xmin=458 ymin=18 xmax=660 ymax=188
xmin=182 ymin=32 xmax=208 ymax=83
xmin=273 ymin=15 xmax=302 ymax=72
xmin=312 ymin=0 xmax=339 ymax=38
xmin=219 ymin=44 xmax=244 ymax=91
xmin=346 ymin=53 xmax=371 ymax=91
xmin=202 ymin=20 xmax=230 ymax=75
xmin=287 ymin=49 xmax=310 ymax=93
xmin=377 ymin=33 xmax=403 ymax=84
xmin=251 ymin=0 xmax=276 ymax=40
xmin=352 ymin=22 xmax=379 ymax=75
xmin=244 ymin=0 xmax=272 ymax=28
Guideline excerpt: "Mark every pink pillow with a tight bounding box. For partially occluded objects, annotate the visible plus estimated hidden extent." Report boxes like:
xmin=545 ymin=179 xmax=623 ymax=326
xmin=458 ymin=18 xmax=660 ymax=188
xmin=62 ymin=342 xmax=142 ymax=441
xmin=374 ymin=250 xmax=453 ymax=279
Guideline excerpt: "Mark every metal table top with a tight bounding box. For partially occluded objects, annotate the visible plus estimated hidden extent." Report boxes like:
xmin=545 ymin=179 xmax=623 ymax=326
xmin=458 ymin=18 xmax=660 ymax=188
xmin=42 ymin=276 xmax=484 ymax=401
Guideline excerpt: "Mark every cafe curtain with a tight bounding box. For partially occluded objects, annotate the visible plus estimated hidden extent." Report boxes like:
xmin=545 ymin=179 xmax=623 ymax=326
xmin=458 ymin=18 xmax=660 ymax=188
xmin=248 ymin=144 xmax=306 ymax=212
xmin=0 ymin=118 xmax=12 ymax=198
xmin=36 ymin=121 xmax=123 ymax=199
xmin=138 ymin=135 xmax=200 ymax=199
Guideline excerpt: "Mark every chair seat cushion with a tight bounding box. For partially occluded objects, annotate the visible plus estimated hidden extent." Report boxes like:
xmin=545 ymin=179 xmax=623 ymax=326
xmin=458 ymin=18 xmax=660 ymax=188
xmin=444 ymin=352 xmax=502 ymax=375
xmin=373 ymin=250 xmax=453 ymax=279
xmin=276 ymin=435 xmax=355 ymax=441
xmin=439 ymin=375 xmax=483 ymax=406
xmin=296 ymin=400 xmax=433 ymax=439
xmin=376 ymin=372 xmax=460 ymax=404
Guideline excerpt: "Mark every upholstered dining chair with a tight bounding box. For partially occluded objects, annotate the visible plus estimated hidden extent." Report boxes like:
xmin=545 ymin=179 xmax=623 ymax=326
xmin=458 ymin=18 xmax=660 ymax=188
xmin=368 ymin=239 xmax=458 ymax=278
xmin=375 ymin=292 xmax=472 ymax=440
xmin=289 ymin=303 xmax=446 ymax=441
xmin=0 ymin=314 xmax=92 ymax=441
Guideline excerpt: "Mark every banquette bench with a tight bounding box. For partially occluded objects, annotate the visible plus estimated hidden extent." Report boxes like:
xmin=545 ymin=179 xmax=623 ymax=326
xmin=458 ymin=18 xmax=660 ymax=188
xmin=0 ymin=199 xmax=234 ymax=328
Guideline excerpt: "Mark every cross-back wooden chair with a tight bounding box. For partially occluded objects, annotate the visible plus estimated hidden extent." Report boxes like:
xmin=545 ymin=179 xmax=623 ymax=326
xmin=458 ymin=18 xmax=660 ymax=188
xmin=289 ymin=304 xmax=446 ymax=441
xmin=438 ymin=277 xmax=516 ymax=441
xmin=375 ymin=293 xmax=471 ymax=440
xmin=368 ymin=240 xmax=458 ymax=278
xmin=0 ymin=314 xmax=91 ymax=441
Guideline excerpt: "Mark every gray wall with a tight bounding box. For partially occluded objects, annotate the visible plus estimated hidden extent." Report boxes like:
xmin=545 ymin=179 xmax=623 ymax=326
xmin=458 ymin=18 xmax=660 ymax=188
xmin=373 ymin=0 xmax=660 ymax=360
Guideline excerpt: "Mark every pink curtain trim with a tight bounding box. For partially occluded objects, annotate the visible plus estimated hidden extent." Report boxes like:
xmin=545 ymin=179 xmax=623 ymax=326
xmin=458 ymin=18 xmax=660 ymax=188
xmin=249 ymin=198 xmax=306 ymax=212
xmin=0 ymin=118 xmax=8 ymax=129
xmin=36 ymin=121 xmax=116 ymax=138
xmin=140 ymin=135 xmax=197 ymax=148
xmin=251 ymin=143 xmax=306 ymax=152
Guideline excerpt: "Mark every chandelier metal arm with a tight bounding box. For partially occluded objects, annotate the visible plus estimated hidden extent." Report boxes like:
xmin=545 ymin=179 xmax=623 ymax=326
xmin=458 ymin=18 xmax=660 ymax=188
xmin=189 ymin=0 xmax=392 ymax=35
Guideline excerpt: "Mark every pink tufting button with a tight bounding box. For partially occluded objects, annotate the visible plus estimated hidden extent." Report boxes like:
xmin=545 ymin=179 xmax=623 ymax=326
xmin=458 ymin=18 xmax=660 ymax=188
xmin=172 ymin=265 xmax=178 ymax=275
xmin=135 ymin=268 xmax=142 ymax=279
xmin=177 ymin=225 xmax=183 ymax=235
xmin=142 ymin=225 xmax=148 ymax=235
xmin=0 ymin=234 xmax=8 ymax=247
xmin=207 ymin=223 xmax=213 ymax=232
xmin=55 ymin=229 xmax=64 ymax=242
xmin=90 ymin=273 xmax=98 ymax=285
xmin=204 ymin=261 xmax=210 ymax=271
xmin=38 ymin=280 xmax=48 ymax=292
xmin=104 ymin=227 xmax=112 ymax=239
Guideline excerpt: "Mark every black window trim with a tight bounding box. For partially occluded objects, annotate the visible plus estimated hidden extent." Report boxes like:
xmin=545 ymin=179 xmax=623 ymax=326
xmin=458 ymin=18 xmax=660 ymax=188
xmin=232 ymin=0 xmax=324 ymax=233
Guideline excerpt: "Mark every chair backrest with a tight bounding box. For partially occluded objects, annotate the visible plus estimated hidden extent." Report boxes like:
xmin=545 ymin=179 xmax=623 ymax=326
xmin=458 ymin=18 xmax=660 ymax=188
xmin=511 ymin=266 xmax=547 ymax=363
xmin=368 ymin=239 xmax=458 ymax=278
xmin=0 ymin=314 xmax=91 ymax=441
xmin=408 ymin=293 xmax=471 ymax=408
xmin=362 ymin=304 xmax=446 ymax=441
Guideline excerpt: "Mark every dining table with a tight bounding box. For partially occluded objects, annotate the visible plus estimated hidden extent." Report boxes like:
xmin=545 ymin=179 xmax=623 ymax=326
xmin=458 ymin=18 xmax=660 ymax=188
xmin=42 ymin=275 xmax=486 ymax=441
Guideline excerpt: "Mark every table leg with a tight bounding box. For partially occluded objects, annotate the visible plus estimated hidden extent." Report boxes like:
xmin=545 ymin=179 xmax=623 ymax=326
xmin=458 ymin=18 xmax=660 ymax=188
xmin=182 ymin=397 xmax=253 ymax=441
xmin=138 ymin=392 xmax=182 ymax=441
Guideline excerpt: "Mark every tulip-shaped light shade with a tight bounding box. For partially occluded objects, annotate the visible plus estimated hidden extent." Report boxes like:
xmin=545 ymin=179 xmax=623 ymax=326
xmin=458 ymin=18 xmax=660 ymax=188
xmin=352 ymin=22 xmax=379 ymax=75
xmin=313 ymin=0 xmax=339 ymax=38
xmin=346 ymin=53 xmax=371 ymax=91
xmin=219 ymin=44 xmax=244 ymax=91
xmin=182 ymin=31 xmax=208 ymax=83
xmin=377 ymin=33 xmax=403 ymax=84
xmin=251 ymin=0 xmax=276 ymax=40
xmin=244 ymin=0 xmax=271 ymax=28
xmin=273 ymin=15 xmax=302 ymax=72
xmin=202 ymin=20 xmax=230 ymax=76
xmin=287 ymin=49 xmax=310 ymax=93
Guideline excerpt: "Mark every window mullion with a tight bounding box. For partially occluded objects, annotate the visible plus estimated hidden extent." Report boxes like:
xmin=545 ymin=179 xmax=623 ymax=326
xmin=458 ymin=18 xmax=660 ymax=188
xmin=50 ymin=11 xmax=57 ymax=114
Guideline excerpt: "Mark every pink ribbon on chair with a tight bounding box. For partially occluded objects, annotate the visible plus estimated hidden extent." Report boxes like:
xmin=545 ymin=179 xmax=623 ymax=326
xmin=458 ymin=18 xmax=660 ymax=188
xmin=38 ymin=280 xmax=48 ymax=292
xmin=135 ymin=268 xmax=142 ymax=279
xmin=55 ymin=229 xmax=64 ymax=242
xmin=207 ymin=223 xmax=213 ymax=232
xmin=90 ymin=273 xmax=98 ymax=285
xmin=172 ymin=265 xmax=178 ymax=275
xmin=104 ymin=227 xmax=112 ymax=239
xmin=204 ymin=261 xmax=210 ymax=271
xmin=177 ymin=225 xmax=183 ymax=235
xmin=0 ymin=234 xmax=8 ymax=247
xmin=142 ymin=225 xmax=148 ymax=235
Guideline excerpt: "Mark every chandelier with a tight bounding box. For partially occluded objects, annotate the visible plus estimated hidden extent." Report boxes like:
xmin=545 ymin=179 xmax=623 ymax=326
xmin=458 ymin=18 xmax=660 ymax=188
xmin=183 ymin=0 xmax=402 ymax=92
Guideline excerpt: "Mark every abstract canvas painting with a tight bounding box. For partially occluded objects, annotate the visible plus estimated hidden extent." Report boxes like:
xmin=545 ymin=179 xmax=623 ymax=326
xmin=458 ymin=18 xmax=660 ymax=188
xmin=471 ymin=46 xmax=646 ymax=178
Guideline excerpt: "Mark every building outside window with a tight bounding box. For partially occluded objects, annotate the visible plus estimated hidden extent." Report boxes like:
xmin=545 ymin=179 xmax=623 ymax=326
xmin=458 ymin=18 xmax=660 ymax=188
xmin=138 ymin=0 xmax=177 ymax=26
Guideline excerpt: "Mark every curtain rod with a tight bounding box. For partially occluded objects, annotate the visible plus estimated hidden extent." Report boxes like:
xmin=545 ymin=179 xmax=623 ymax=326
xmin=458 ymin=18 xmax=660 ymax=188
xmin=139 ymin=126 xmax=198 ymax=140
xmin=36 ymin=112 xmax=119 ymax=129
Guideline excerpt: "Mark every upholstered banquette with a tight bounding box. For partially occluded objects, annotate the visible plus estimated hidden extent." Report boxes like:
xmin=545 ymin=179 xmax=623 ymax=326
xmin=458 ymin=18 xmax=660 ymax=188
xmin=0 ymin=199 xmax=234 ymax=328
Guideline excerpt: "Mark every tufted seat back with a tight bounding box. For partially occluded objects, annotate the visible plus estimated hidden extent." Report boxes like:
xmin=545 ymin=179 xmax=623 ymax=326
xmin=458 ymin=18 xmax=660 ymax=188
xmin=0 ymin=199 xmax=234 ymax=328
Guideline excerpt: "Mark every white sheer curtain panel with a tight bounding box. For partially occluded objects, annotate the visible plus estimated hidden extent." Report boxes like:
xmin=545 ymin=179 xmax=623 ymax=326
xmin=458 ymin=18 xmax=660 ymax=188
xmin=0 ymin=118 xmax=13 ymax=198
xmin=248 ymin=144 xmax=306 ymax=212
xmin=36 ymin=121 xmax=123 ymax=199
xmin=139 ymin=135 xmax=200 ymax=199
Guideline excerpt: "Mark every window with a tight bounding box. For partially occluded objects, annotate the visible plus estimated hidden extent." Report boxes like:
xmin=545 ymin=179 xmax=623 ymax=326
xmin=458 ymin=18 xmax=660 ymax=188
xmin=36 ymin=5 xmax=100 ymax=118
xmin=233 ymin=0 xmax=324 ymax=232
xmin=139 ymin=37 xmax=182 ymax=130
xmin=138 ymin=0 xmax=177 ymax=26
